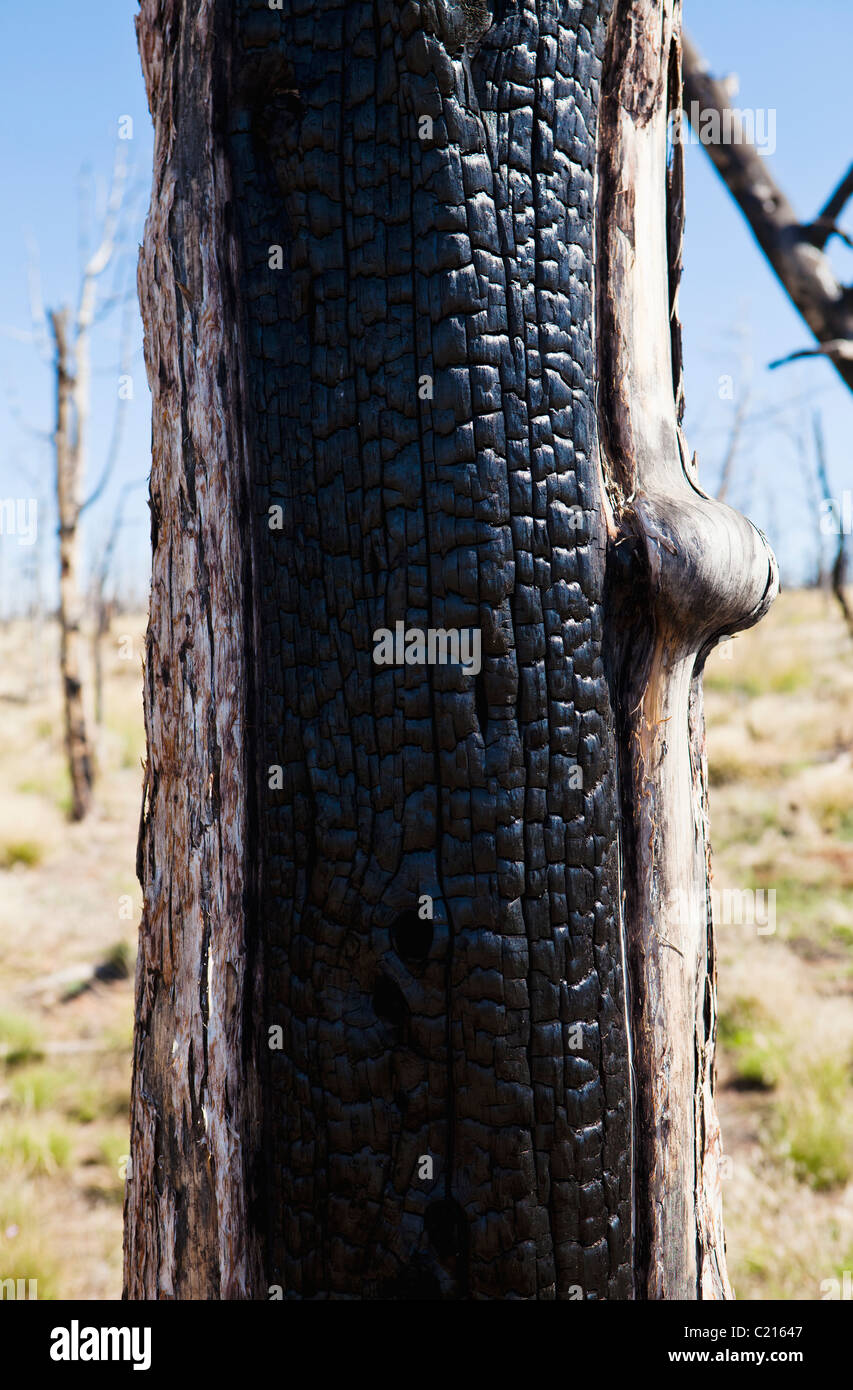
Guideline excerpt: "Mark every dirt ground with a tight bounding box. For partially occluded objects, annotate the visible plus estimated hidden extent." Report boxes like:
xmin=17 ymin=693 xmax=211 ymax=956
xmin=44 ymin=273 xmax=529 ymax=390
xmin=0 ymin=590 xmax=851 ymax=1299
xmin=705 ymin=589 xmax=853 ymax=1299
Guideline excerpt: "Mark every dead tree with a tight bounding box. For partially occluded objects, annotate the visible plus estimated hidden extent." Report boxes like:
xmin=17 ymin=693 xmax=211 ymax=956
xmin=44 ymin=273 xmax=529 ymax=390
xmin=87 ymin=299 xmax=139 ymax=730
xmin=90 ymin=479 xmax=145 ymax=727
xmin=125 ymin=0 xmax=776 ymax=1300
xmin=31 ymin=151 xmax=130 ymax=819
xmin=682 ymin=33 xmax=853 ymax=394
xmin=49 ymin=307 xmax=97 ymax=820
xmin=813 ymin=412 xmax=853 ymax=637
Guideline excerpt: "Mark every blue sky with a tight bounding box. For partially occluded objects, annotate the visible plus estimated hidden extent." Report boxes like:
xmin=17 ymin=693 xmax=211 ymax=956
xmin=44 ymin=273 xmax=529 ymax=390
xmin=0 ymin=0 xmax=153 ymax=608
xmin=0 ymin=0 xmax=850 ymax=609
xmin=678 ymin=0 xmax=852 ymax=589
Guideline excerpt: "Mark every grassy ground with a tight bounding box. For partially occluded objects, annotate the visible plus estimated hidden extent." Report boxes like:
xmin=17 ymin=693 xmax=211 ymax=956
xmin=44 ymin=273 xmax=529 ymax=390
xmin=0 ymin=590 xmax=851 ymax=1299
xmin=706 ymin=588 xmax=853 ymax=1299
xmin=0 ymin=613 xmax=144 ymax=1300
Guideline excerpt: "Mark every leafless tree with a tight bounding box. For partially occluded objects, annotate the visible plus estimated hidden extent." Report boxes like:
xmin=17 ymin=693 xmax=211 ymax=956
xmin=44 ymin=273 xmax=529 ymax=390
xmin=11 ymin=145 xmax=133 ymax=819
xmin=812 ymin=411 xmax=853 ymax=637
xmin=90 ymin=477 xmax=146 ymax=727
xmin=682 ymin=34 xmax=853 ymax=393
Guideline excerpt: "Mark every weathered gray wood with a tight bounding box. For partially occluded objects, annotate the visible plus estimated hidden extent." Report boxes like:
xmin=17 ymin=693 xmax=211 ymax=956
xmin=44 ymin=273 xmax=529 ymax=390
xmin=598 ymin=0 xmax=777 ymax=1298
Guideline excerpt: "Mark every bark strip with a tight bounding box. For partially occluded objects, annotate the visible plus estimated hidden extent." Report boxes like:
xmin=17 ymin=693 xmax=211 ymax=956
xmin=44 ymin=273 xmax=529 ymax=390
xmin=597 ymin=0 xmax=777 ymax=1299
xmin=124 ymin=0 xmax=263 ymax=1300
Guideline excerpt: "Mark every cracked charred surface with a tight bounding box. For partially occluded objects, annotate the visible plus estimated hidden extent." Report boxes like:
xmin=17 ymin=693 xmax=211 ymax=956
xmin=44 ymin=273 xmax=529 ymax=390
xmin=228 ymin=0 xmax=631 ymax=1301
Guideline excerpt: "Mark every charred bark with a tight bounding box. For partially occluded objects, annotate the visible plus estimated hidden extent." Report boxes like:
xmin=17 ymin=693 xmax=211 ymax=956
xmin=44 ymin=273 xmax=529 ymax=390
xmin=125 ymin=0 xmax=775 ymax=1301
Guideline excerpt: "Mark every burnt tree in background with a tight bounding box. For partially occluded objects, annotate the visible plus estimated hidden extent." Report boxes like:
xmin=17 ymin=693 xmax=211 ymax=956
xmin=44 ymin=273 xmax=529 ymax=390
xmin=125 ymin=0 xmax=776 ymax=1300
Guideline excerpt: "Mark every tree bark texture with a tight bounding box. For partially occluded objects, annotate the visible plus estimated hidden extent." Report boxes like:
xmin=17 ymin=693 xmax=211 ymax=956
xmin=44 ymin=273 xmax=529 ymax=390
xmin=126 ymin=0 xmax=775 ymax=1300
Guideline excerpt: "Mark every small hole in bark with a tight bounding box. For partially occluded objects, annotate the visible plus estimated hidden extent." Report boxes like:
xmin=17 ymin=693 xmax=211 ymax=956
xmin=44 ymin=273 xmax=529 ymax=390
xmin=373 ymin=974 xmax=409 ymax=1027
xmin=425 ymin=1199 xmax=467 ymax=1260
xmin=271 ymin=88 xmax=303 ymax=121
xmin=391 ymin=910 xmax=433 ymax=963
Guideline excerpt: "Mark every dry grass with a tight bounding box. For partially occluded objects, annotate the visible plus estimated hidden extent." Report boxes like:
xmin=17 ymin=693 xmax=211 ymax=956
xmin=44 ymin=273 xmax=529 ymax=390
xmin=707 ymin=588 xmax=853 ymax=1299
xmin=0 ymin=612 xmax=144 ymax=1301
xmin=1 ymin=592 xmax=852 ymax=1300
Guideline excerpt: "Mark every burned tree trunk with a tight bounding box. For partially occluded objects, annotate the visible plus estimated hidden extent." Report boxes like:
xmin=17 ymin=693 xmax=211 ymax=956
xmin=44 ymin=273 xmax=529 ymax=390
xmin=45 ymin=164 xmax=124 ymax=822
xmin=51 ymin=308 xmax=96 ymax=823
xmin=125 ymin=0 xmax=776 ymax=1301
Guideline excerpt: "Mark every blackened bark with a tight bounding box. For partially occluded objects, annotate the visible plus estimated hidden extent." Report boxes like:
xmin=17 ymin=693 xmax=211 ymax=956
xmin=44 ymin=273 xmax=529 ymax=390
xmin=229 ymin=0 xmax=631 ymax=1301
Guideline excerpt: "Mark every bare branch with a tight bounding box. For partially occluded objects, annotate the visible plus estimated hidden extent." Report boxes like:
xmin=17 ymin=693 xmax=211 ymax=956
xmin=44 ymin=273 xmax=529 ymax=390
xmin=768 ymin=339 xmax=853 ymax=370
xmin=6 ymin=384 xmax=53 ymax=445
xmin=813 ymin=410 xmax=853 ymax=638
xmin=71 ymin=144 xmax=130 ymax=511
xmin=92 ymin=477 xmax=148 ymax=599
xmin=806 ymin=221 xmax=853 ymax=252
xmin=77 ymin=164 xmax=93 ymax=277
xmin=682 ymin=33 xmax=853 ymax=396
xmin=0 ymin=325 xmax=39 ymax=343
xmin=92 ymin=279 xmax=138 ymax=328
xmin=76 ymin=141 xmax=129 ymax=336
xmin=80 ymin=288 xmax=136 ymax=515
xmin=23 ymin=233 xmax=52 ymax=362
xmin=809 ymin=162 xmax=853 ymax=250
xmin=715 ymin=387 xmax=750 ymax=503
